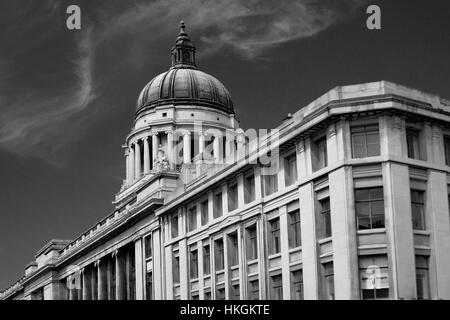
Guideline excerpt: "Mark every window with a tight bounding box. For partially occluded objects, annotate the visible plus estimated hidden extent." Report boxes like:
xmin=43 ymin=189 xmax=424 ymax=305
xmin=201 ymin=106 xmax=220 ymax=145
xmin=444 ymin=136 xmax=450 ymax=166
xmin=228 ymin=232 xmax=239 ymax=267
xmin=318 ymin=198 xmax=332 ymax=239
xmin=263 ymin=173 xmax=278 ymax=196
xmin=416 ymin=256 xmax=430 ymax=300
xmin=189 ymin=246 xmax=198 ymax=279
xmin=231 ymin=283 xmax=240 ymax=300
xmin=171 ymin=213 xmax=179 ymax=238
xmin=214 ymin=239 xmax=224 ymax=271
xmin=187 ymin=207 xmax=197 ymax=232
xmin=246 ymin=225 xmax=258 ymax=260
xmin=359 ymin=255 xmax=389 ymax=300
xmin=269 ymin=218 xmax=281 ymax=255
xmin=144 ymin=235 xmax=152 ymax=259
xmin=216 ymin=287 xmax=225 ymax=300
xmin=201 ymin=200 xmax=209 ymax=226
xmin=270 ymin=274 xmax=283 ymax=300
xmin=248 ymin=279 xmax=259 ymax=300
xmin=291 ymin=270 xmax=303 ymax=300
xmin=284 ymin=153 xmax=298 ymax=186
xmin=204 ymin=290 xmax=212 ymax=300
xmin=312 ymin=137 xmax=328 ymax=172
xmin=213 ymin=192 xmax=223 ymax=218
xmin=411 ymin=190 xmax=426 ymax=230
xmin=406 ymin=129 xmax=421 ymax=160
xmin=322 ymin=262 xmax=335 ymax=300
xmin=244 ymin=173 xmax=255 ymax=204
xmin=355 ymin=187 xmax=385 ymax=230
xmin=228 ymin=183 xmax=238 ymax=211
xmin=145 ymin=271 xmax=153 ymax=300
xmin=288 ymin=209 xmax=301 ymax=248
xmin=172 ymin=251 xmax=180 ymax=285
xmin=190 ymin=292 xmax=199 ymax=300
xmin=203 ymin=244 xmax=211 ymax=275
xmin=351 ymin=124 xmax=380 ymax=158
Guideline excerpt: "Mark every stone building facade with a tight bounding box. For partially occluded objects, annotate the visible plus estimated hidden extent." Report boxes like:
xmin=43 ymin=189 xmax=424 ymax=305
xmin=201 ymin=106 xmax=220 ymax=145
xmin=2 ymin=23 xmax=450 ymax=300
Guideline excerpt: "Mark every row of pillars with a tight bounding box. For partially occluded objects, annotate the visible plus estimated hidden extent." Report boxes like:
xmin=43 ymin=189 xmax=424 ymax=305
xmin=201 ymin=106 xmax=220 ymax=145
xmin=125 ymin=130 xmax=247 ymax=186
xmin=67 ymin=246 xmax=135 ymax=300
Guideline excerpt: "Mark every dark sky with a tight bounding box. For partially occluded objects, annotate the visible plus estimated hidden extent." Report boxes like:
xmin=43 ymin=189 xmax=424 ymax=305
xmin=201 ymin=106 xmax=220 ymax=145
xmin=0 ymin=0 xmax=449 ymax=290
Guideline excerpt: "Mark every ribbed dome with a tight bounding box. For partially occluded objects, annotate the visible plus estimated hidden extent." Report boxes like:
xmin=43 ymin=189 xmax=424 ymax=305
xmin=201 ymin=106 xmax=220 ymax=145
xmin=136 ymin=68 xmax=234 ymax=113
xmin=136 ymin=21 xmax=234 ymax=115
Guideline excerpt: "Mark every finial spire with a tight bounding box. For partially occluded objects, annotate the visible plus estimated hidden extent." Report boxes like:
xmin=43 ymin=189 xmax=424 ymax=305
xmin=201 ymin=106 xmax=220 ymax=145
xmin=171 ymin=20 xmax=197 ymax=69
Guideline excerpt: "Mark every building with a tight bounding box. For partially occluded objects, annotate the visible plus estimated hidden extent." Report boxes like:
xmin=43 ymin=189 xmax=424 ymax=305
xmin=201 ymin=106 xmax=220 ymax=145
xmin=2 ymin=22 xmax=450 ymax=301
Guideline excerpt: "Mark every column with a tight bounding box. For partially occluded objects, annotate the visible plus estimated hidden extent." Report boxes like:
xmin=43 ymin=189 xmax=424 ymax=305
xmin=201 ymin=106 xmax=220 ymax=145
xmin=199 ymin=133 xmax=206 ymax=155
xmin=383 ymin=162 xmax=416 ymax=299
xmin=427 ymin=170 xmax=450 ymax=299
xmin=165 ymin=245 xmax=173 ymax=300
xmin=279 ymin=206 xmax=291 ymax=300
xmin=68 ymin=277 xmax=76 ymax=300
xmin=225 ymin=133 xmax=235 ymax=164
xmin=299 ymin=182 xmax=319 ymax=299
xmin=97 ymin=259 xmax=107 ymax=300
xmin=152 ymin=133 xmax=159 ymax=168
xmin=329 ymin=166 xmax=359 ymax=299
xmin=135 ymin=239 xmax=144 ymax=300
xmin=143 ymin=137 xmax=150 ymax=174
xmin=183 ymin=132 xmax=191 ymax=164
xmin=236 ymin=129 xmax=245 ymax=163
xmin=153 ymin=229 xmax=163 ymax=300
xmin=125 ymin=149 xmax=130 ymax=185
xmin=179 ymin=239 xmax=189 ymax=300
xmin=213 ymin=135 xmax=221 ymax=164
xmin=82 ymin=269 xmax=91 ymax=300
xmin=129 ymin=145 xmax=135 ymax=183
xmin=166 ymin=131 xmax=174 ymax=170
xmin=115 ymin=250 xmax=126 ymax=300
xmin=134 ymin=141 xmax=141 ymax=180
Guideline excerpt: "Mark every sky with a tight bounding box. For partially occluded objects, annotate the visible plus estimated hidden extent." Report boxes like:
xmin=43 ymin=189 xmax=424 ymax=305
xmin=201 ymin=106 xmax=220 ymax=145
xmin=0 ymin=0 xmax=449 ymax=290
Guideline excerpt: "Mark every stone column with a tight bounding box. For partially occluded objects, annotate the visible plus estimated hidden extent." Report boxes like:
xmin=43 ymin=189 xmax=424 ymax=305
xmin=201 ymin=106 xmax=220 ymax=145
xmin=153 ymin=229 xmax=163 ymax=300
xmin=82 ymin=269 xmax=91 ymax=300
xmin=125 ymin=149 xmax=130 ymax=185
xmin=152 ymin=133 xmax=159 ymax=168
xmin=97 ymin=259 xmax=108 ymax=300
xmin=143 ymin=137 xmax=150 ymax=175
xmin=279 ymin=206 xmax=291 ymax=300
xmin=213 ymin=135 xmax=221 ymax=164
xmin=134 ymin=141 xmax=141 ymax=180
xmin=135 ymin=239 xmax=144 ymax=300
xmin=129 ymin=145 xmax=135 ymax=183
xmin=183 ymin=132 xmax=191 ymax=164
xmin=199 ymin=133 xmax=206 ymax=155
xmin=115 ymin=250 xmax=126 ymax=300
xmin=236 ymin=129 xmax=245 ymax=163
xmin=166 ymin=131 xmax=174 ymax=170
xmin=225 ymin=133 xmax=235 ymax=164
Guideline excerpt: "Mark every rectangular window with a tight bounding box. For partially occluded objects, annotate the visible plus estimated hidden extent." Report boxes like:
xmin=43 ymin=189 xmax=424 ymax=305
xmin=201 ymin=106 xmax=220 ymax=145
xmin=214 ymin=238 xmax=224 ymax=271
xmin=203 ymin=244 xmax=211 ymax=275
xmin=171 ymin=213 xmax=179 ymax=238
xmin=416 ymin=256 xmax=430 ymax=300
xmin=228 ymin=232 xmax=239 ymax=267
xmin=188 ymin=207 xmax=197 ymax=232
xmin=270 ymin=274 xmax=283 ymax=300
xmin=355 ymin=187 xmax=385 ymax=230
xmin=269 ymin=218 xmax=281 ymax=255
xmin=288 ymin=209 xmax=301 ymax=248
xmin=248 ymin=279 xmax=259 ymax=300
xmin=411 ymin=190 xmax=426 ymax=230
xmin=172 ymin=252 xmax=180 ymax=285
xmin=406 ymin=129 xmax=421 ymax=159
xmin=204 ymin=290 xmax=212 ymax=300
xmin=189 ymin=246 xmax=198 ymax=279
xmin=213 ymin=192 xmax=223 ymax=218
xmin=291 ymin=270 xmax=304 ymax=300
xmin=319 ymin=198 xmax=332 ymax=239
xmin=201 ymin=200 xmax=209 ymax=226
xmin=216 ymin=287 xmax=225 ymax=300
xmin=228 ymin=183 xmax=238 ymax=211
xmin=322 ymin=262 xmax=335 ymax=300
xmin=444 ymin=136 xmax=450 ymax=166
xmin=263 ymin=170 xmax=278 ymax=196
xmin=244 ymin=173 xmax=256 ymax=204
xmin=190 ymin=292 xmax=199 ymax=300
xmin=145 ymin=271 xmax=153 ymax=300
xmin=359 ymin=255 xmax=389 ymax=300
xmin=312 ymin=137 xmax=328 ymax=172
xmin=351 ymin=124 xmax=380 ymax=158
xmin=284 ymin=153 xmax=298 ymax=186
xmin=231 ymin=283 xmax=240 ymax=300
xmin=144 ymin=235 xmax=152 ymax=259
xmin=246 ymin=225 xmax=258 ymax=260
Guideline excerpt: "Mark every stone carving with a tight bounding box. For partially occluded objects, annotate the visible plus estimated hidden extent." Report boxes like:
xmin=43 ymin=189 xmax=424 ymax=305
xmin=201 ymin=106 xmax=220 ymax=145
xmin=153 ymin=144 xmax=170 ymax=171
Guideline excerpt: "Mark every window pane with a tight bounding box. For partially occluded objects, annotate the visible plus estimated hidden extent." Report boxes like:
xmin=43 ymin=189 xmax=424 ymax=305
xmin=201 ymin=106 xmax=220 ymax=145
xmin=356 ymin=202 xmax=370 ymax=216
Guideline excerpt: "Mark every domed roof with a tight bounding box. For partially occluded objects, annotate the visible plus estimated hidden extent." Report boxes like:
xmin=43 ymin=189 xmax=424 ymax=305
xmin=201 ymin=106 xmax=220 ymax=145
xmin=136 ymin=21 xmax=234 ymax=114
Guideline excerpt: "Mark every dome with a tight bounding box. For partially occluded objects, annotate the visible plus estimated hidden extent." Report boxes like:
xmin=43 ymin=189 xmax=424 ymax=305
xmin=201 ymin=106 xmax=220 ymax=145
xmin=136 ymin=21 xmax=234 ymax=115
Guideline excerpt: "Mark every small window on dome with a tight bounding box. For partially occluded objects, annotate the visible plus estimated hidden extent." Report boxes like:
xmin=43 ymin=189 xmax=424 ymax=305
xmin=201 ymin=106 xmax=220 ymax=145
xmin=191 ymin=113 xmax=194 ymax=117
xmin=217 ymin=117 xmax=220 ymax=121
xmin=162 ymin=113 xmax=167 ymax=118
